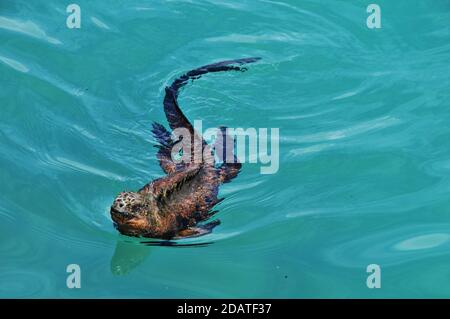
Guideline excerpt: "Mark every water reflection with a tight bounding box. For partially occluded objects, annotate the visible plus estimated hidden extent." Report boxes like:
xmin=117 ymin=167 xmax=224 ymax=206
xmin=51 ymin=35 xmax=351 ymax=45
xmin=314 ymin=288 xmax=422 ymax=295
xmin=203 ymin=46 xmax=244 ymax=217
xmin=110 ymin=239 xmax=213 ymax=276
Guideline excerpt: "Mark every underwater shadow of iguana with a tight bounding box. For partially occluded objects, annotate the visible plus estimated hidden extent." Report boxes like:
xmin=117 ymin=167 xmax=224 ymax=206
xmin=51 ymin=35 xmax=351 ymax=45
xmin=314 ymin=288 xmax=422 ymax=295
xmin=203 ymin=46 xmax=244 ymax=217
xmin=110 ymin=57 xmax=261 ymax=240
xmin=110 ymin=239 xmax=213 ymax=275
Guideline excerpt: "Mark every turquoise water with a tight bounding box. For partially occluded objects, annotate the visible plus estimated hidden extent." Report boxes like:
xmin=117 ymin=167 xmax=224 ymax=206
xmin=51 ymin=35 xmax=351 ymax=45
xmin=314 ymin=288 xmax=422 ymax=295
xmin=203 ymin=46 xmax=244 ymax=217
xmin=1 ymin=0 xmax=450 ymax=298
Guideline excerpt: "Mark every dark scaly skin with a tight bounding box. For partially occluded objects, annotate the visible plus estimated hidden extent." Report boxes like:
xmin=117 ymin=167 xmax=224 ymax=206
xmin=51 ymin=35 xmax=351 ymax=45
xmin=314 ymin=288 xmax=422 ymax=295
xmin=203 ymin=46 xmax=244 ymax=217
xmin=110 ymin=57 xmax=261 ymax=239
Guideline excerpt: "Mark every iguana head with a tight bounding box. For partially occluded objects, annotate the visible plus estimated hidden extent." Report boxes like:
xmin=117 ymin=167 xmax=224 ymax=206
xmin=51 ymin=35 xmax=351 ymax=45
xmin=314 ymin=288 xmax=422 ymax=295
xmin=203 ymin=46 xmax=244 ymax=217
xmin=110 ymin=191 xmax=156 ymax=236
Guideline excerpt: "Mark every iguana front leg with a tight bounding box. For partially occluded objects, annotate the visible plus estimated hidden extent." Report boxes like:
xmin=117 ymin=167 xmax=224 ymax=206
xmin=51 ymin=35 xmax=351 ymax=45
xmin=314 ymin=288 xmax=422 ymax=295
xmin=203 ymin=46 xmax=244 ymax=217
xmin=174 ymin=220 xmax=221 ymax=239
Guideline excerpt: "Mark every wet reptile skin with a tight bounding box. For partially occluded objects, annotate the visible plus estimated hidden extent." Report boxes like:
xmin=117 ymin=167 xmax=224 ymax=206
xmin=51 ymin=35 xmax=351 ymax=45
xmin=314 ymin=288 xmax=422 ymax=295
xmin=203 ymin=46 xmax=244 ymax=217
xmin=110 ymin=58 xmax=260 ymax=239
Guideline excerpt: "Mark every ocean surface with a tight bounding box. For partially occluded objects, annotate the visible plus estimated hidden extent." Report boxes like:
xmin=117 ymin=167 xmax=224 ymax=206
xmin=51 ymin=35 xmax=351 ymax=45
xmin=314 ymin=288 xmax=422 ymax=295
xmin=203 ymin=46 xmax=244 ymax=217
xmin=1 ymin=0 xmax=450 ymax=298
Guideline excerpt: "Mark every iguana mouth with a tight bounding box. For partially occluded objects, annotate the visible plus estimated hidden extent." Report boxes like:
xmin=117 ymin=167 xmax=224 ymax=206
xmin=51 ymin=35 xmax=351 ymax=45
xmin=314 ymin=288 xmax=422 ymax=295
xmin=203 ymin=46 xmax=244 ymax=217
xmin=110 ymin=207 xmax=137 ymax=224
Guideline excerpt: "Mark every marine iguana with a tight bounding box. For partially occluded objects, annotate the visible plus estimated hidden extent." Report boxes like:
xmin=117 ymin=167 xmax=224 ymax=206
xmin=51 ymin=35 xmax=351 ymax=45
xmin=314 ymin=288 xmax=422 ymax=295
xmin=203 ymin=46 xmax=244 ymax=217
xmin=110 ymin=57 xmax=260 ymax=239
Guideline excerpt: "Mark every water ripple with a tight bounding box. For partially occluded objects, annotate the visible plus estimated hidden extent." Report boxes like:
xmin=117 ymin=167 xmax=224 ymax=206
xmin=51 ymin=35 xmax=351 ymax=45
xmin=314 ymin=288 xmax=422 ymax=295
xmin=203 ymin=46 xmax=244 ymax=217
xmin=0 ymin=16 xmax=61 ymax=45
xmin=0 ymin=270 xmax=52 ymax=298
xmin=283 ymin=116 xmax=401 ymax=144
xmin=0 ymin=55 xmax=29 ymax=73
xmin=325 ymin=225 xmax=450 ymax=268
